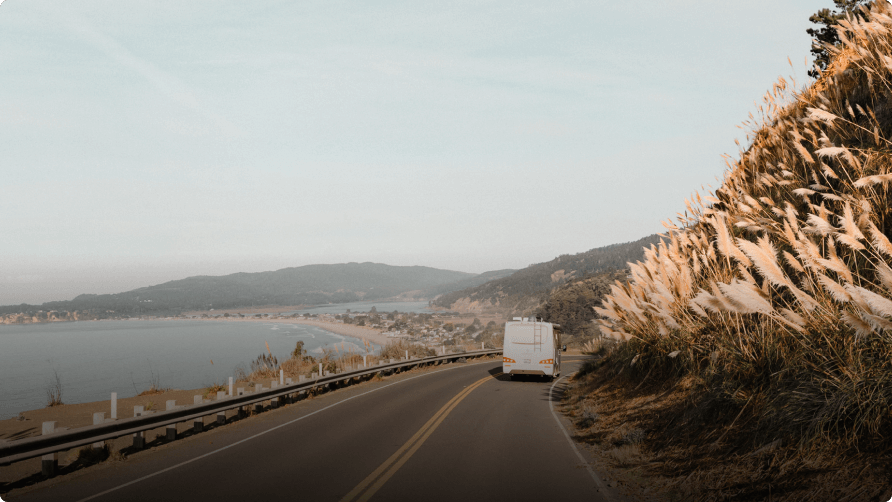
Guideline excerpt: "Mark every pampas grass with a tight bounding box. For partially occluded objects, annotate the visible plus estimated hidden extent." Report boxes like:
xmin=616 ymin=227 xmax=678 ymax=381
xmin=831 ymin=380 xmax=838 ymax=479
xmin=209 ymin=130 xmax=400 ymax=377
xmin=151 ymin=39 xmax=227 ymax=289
xmin=597 ymin=1 xmax=892 ymax=447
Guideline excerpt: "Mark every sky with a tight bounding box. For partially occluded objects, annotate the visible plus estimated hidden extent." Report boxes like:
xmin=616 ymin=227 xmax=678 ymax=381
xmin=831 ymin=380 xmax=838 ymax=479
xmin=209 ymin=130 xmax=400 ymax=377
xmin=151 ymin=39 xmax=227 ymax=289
xmin=1 ymin=0 xmax=830 ymax=305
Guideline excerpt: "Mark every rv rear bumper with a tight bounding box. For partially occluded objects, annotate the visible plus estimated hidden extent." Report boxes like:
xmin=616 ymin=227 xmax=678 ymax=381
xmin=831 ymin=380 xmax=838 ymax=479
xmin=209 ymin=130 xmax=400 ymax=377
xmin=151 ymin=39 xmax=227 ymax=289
xmin=506 ymin=369 xmax=547 ymax=376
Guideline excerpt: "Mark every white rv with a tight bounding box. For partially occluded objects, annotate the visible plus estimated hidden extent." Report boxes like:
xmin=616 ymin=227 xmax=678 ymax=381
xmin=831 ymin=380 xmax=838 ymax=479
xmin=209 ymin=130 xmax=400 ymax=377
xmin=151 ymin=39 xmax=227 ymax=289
xmin=502 ymin=317 xmax=561 ymax=380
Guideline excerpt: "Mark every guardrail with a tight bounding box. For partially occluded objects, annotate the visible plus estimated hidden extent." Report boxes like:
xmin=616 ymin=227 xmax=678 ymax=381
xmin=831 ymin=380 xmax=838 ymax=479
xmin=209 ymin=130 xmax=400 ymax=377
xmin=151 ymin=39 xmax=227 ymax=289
xmin=0 ymin=349 xmax=502 ymax=467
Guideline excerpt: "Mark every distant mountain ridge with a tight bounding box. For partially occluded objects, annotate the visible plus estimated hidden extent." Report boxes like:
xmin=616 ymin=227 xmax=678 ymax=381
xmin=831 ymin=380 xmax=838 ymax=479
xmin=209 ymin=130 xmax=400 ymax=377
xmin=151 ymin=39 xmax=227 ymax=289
xmin=0 ymin=262 xmax=511 ymax=318
xmin=430 ymin=235 xmax=662 ymax=314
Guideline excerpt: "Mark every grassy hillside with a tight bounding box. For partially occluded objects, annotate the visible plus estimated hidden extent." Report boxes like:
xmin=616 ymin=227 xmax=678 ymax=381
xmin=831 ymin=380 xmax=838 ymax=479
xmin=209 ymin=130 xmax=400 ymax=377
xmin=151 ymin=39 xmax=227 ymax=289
xmin=431 ymin=235 xmax=660 ymax=315
xmin=0 ymin=262 xmax=478 ymax=317
xmin=419 ymin=268 xmax=516 ymax=298
xmin=584 ymin=4 xmax=892 ymax=499
xmin=534 ymin=269 xmax=628 ymax=346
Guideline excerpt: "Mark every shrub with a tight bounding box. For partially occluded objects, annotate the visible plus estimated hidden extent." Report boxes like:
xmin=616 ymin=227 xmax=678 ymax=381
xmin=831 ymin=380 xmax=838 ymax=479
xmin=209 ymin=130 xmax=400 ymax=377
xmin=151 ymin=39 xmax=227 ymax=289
xmin=249 ymin=353 xmax=278 ymax=379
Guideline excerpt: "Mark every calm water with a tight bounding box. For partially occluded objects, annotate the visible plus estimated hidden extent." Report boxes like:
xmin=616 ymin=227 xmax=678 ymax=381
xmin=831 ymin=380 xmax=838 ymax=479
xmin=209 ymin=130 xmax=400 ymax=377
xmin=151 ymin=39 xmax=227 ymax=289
xmin=0 ymin=319 xmax=379 ymax=420
xmin=286 ymin=300 xmax=433 ymax=315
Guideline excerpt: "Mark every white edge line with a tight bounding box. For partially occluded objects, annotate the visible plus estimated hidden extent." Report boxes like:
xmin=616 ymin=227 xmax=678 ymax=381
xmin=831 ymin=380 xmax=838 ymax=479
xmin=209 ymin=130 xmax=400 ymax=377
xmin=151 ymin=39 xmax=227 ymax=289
xmin=549 ymin=374 xmax=613 ymax=500
xmin=75 ymin=359 xmax=495 ymax=502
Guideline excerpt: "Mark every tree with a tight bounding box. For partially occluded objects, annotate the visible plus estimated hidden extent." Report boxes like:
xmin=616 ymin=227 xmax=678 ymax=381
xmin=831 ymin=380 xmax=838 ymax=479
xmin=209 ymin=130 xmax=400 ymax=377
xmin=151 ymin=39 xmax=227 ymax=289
xmin=807 ymin=1 xmax=870 ymax=78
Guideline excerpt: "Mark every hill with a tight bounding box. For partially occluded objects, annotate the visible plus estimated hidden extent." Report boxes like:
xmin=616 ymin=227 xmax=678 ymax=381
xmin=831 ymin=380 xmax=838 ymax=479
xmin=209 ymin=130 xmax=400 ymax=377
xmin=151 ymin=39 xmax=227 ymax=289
xmin=430 ymin=235 xmax=661 ymax=315
xmin=418 ymin=268 xmax=516 ymax=298
xmin=0 ymin=262 xmax=486 ymax=319
xmin=533 ymin=269 xmax=628 ymax=346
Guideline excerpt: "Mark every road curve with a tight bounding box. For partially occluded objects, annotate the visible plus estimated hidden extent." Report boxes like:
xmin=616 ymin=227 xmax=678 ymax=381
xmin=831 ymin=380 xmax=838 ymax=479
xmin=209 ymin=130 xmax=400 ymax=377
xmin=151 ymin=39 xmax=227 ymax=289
xmin=8 ymin=357 xmax=606 ymax=502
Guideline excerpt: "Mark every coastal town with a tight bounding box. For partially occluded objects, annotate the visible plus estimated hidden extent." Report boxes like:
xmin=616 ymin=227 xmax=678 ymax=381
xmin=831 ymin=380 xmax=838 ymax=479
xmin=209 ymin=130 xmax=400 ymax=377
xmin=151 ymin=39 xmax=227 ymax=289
xmin=0 ymin=307 xmax=507 ymax=352
xmin=190 ymin=309 xmax=507 ymax=352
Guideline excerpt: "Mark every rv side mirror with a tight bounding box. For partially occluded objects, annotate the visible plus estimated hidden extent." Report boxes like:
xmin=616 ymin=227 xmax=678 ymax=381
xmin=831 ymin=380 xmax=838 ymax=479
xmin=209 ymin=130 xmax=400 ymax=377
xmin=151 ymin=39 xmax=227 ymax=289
xmin=562 ymin=345 xmax=567 ymax=351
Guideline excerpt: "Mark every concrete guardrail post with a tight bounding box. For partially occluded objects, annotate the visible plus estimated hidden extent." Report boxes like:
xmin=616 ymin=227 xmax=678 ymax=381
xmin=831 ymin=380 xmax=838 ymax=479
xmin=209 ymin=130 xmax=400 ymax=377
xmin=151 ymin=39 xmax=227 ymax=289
xmin=92 ymin=412 xmax=105 ymax=449
xmin=299 ymin=375 xmax=306 ymax=383
xmin=279 ymin=369 xmax=284 ymax=386
xmin=111 ymin=392 xmax=117 ymax=420
xmin=133 ymin=407 xmax=145 ymax=449
xmin=216 ymin=392 xmax=226 ymax=424
xmin=41 ymin=422 xmax=56 ymax=477
xmin=236 ymin=388 xmax=246 ymax=418
xmin=193 ymin=396 xmax=203 ymax=432
xmin=254 ymin=386 xmax=263 ymax=414
xmin=166 ymin=401 xmax=178 ymax=440
xmin=363 ymin=355 xmax=367 ymax=368
xmin=318 ymin=363 xmax=322 ymax=377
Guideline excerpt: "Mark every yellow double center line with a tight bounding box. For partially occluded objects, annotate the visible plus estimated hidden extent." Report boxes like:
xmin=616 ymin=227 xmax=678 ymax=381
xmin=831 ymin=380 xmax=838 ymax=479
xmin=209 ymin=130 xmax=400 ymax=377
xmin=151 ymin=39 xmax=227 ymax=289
xmin=341 ymin=373 xmax=501 ymax=502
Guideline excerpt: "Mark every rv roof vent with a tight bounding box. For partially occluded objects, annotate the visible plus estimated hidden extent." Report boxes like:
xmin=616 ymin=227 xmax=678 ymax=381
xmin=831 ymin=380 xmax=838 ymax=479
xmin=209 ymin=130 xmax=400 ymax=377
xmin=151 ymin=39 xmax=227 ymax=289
xmin=513 ymin=317 xmax=522 ymax=321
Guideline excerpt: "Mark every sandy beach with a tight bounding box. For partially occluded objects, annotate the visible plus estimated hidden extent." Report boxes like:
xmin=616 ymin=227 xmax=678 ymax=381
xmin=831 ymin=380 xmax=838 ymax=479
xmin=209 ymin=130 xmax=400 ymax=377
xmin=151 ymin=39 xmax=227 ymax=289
xmin=188 ymin=316 xmax=391 ymax=347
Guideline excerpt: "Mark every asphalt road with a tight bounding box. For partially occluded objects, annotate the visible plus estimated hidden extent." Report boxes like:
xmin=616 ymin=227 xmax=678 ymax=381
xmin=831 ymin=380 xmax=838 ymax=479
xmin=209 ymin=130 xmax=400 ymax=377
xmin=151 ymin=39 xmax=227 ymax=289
xmin=7 ymin=357 xmax=608 ymax=502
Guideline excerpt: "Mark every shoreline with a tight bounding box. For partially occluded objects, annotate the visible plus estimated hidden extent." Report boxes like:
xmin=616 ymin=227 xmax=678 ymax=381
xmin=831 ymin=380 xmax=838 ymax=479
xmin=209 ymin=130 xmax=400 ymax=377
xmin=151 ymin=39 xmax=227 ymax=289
xmin=186 ymin=316 xmax=391 ymax=347
xmin=0 ymin=315 xmax=393 ymax=348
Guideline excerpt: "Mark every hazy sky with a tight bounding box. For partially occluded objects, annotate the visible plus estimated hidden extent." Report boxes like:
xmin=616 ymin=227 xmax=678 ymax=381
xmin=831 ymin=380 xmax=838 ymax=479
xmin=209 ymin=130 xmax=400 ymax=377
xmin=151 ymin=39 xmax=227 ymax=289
xmin=2 ymin=1 xmax=828 ymax=305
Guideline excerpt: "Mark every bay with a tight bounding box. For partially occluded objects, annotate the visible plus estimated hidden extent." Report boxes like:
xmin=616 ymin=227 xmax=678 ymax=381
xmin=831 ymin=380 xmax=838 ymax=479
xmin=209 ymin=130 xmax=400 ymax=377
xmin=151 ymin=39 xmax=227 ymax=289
xmin=0 ymin=319 xmax=378 ymax=420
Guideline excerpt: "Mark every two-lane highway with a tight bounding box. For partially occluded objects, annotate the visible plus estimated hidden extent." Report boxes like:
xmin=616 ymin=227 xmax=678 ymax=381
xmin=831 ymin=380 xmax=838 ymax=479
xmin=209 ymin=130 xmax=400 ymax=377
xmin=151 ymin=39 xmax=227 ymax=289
xmin=9 ymin=357 xmax=607 ymax=502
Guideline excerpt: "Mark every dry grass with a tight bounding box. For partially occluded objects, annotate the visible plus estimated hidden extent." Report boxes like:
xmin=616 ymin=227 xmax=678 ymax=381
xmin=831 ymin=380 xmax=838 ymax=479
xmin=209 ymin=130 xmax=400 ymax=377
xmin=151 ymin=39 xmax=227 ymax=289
xmin=203 ymin=382 xmax=226 ymax=399
xmin=580 ymin=337 xmax=609 ymax=355
xmin=137 ymin=385 xmax=170 ymax=396
xmin=566 ymin=359 xmax=892 ymax=501
xmin=378 ymin=340 xmax=436 ymax=360
xmin=45 ymin=369 xmax=63 ymax=407
xmin=136 ymin=367 xmax=169 ymax=395
xmin=242 ymin=339 xmax=388 ymax=383
xmin=577 ymin=4 xmax=892 ymax=498
xmin=595 ymin=1 xmax=892 ymax=452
